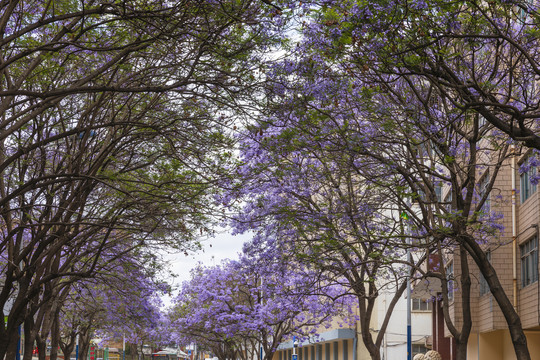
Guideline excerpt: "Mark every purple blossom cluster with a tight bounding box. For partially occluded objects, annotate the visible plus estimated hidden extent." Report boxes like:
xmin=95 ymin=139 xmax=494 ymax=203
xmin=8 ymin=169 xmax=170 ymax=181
xmin=170 ymin=245 xmax=356 ymax=360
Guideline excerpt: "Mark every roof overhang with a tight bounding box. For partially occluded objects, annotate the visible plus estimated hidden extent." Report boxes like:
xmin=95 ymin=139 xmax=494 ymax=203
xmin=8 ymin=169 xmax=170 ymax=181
xmin=411 ymin=277 xmax=442 ymax=299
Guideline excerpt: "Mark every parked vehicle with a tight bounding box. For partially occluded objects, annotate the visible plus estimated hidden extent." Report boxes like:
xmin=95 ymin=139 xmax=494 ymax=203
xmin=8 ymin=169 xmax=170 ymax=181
xmin=152 ymin=350 xmax=179 ymax=360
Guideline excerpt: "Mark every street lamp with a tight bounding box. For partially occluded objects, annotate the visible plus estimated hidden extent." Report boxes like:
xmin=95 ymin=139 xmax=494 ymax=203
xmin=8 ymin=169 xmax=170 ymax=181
xmin=292 ymin=339 xmax=298 ymax=360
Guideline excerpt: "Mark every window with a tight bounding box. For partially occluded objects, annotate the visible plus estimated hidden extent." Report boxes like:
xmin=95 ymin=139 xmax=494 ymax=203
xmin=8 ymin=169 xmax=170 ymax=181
xmin=518 ymin=0 xmax=534 ymax=23
xmin=478 ymin=114 xmax=487 ymax=129
xmin=413 ymin=185 xmax=426 ymax=204
xmin=478 ymin=171 xmax=490 ymax=213
xmin=435 ymin=183 xmax=443 ymax=202
xmin=412 ymin=344 xmax=429 ymax=356
xmin=520 ymin=157 xmax=537 ymax=203
xmin=521 ymin=236 xmax=538 ymax=287
xmin=446 ymin=262 xmax=454 ymax=302
xmin=479 ymin=250 xmax=491 ymax=296
xmin=325 ymin=343 xmax=330 ymax=360
xmin=412 ymin=298 xmax=432 ymax=311
xmin=444 ymin=190 xmax=453 ymax=212
xmin=415 ymin=141 xmax=436 ymax=160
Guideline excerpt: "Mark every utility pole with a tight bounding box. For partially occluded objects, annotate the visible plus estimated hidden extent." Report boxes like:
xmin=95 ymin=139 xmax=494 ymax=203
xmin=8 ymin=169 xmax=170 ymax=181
xmin=400 ymin=210 xmax=412 ymax=360
xmin=407 ymin=247 xmax=412 ymax=360
xmin=16 ymin=325 xmax=21 ymax=360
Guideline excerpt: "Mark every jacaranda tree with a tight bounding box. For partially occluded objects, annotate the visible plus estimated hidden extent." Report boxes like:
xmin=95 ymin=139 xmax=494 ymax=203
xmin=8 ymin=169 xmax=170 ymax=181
xmin=0 ymin=0 xmax=294 ymax=358
xmin=247 ymin=1 xmax=533 ymax=358
xmin=286 ymin=0 xmax=534 ymax=358
xmin=170 ymin=248 xmax=355 ymax=360
xmin=221 ymin=25 xmax=433 ymax=357
xmin=57 ymin=249 xmax=170 ymax=360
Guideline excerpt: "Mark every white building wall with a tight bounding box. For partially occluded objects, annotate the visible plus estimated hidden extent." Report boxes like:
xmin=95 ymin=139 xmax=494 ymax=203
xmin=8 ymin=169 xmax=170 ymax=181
xmin=376 ymin=292 xmax=432 ymax=360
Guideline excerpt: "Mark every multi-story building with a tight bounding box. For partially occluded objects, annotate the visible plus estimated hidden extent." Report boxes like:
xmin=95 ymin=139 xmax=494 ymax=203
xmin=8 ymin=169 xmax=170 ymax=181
xmin=272 ymin=293 xmax=432 ymax=360
xmin=414 ymin=149 xmax=540 ymax=360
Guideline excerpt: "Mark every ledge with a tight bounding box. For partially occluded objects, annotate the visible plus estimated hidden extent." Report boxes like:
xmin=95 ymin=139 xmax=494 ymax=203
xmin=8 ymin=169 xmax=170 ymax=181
xmin=277 ymin=328 xmax=356 ymax=350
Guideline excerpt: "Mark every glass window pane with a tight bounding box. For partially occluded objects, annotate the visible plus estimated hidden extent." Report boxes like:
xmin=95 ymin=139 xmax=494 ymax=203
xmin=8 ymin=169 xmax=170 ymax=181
xmin=521 ymin=236 xmax=538 ymax=287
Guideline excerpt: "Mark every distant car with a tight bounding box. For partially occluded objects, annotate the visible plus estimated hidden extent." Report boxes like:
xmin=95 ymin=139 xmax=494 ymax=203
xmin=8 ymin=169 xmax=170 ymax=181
xmin=152 ymin=350 xmax=183 ymax=360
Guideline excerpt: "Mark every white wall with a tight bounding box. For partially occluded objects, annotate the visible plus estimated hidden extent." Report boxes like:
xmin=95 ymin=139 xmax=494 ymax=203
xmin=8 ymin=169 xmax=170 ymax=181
xmin=376 ymin=292 xmax=432 ymax=360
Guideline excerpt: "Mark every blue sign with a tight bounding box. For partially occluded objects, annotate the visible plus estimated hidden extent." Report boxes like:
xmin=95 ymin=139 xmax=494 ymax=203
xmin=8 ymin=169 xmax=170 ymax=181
xmin=292 ymin=355 xmax=297 ymax=360
xmin=188 ymin=351 xmax=192 ymax=355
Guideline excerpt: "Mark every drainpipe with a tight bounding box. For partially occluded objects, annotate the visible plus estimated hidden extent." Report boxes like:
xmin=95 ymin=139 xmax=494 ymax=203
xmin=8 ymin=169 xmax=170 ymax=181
xmin=407 ymin=248 xmax=412 ymax=360
xmin=383 ymin=297 xmax=387 ymax=360
xmin=353 ymin=330 xmax=357 ymax=360
xmin=536 ymin=224 xmax=540 ymax=324
xmin=512 ymin=146 xmax=517 ymax=310
xmin=477 ymin=333 xmax=480 ymax=360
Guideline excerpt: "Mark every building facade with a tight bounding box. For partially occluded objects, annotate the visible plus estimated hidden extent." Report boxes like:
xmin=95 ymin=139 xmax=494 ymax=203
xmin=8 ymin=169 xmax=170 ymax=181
xmin=272 ymin=293 xmax=432 ymax=360
xmin=415 ymin=150 xmax=540 ymax=360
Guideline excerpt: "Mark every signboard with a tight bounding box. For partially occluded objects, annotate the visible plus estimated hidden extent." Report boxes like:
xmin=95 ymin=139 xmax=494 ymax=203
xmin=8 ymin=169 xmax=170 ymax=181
xmin=292 ymin=355 xmax=297 ymax=360
xmin=89 ymin=346 xmax=96 ymax=360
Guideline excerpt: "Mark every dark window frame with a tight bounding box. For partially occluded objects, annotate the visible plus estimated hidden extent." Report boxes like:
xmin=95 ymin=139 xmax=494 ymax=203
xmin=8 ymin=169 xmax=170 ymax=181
xmin=520 ymin=156 xmax=537 ymax=203
xmin=521 ymin=236 xmax=538 ymax=288
xmin=479 ymin=250 xmax=492 ymax=296
xmin=447 ymin=262 xmax=454 ymax=302
xmin=411 ymin=298 xmax=432 ymax=312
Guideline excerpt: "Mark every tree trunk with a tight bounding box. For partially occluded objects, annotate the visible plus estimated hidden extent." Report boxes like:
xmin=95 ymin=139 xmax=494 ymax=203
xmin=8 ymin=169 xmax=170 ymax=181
xmin=456 ymin=245 xmax=472 ymax=360
xmin=36 ymin=337 xmax=47 ymax=360
xmin=1 ymin=295 xmax=28 ymax=360
xmin=455 ymin=340 xmax=468 ymax=360
xmin=79 ymin=329 xmax=93 ymax=360
xmin=0 ymin=338 xmax=7 ymax=360
xmin=5 ymin=334 xmax=20 ymax=360
xmin=463 ymin=234 xmax=531 ymax=360
xmin=364 ymin=342 xmax=380 ymax=360
xmin=435 ymin=244 xmax=472 ymax=360
xmin=61 ymin=340 xmax=76 ymax=360
xmin=24 ymin=316 xmax=38 ymax=360
xmin=355 ymin=280 xmax=380 ymax=360
xmin=49 ymin=316 xmax=61 ymax=360
xmin=50 ymin=344 xmax=60 ymax=360
xmin=359 ymin=312 xmax=381 ymax=360
xmin=139 ymin=343 xmax=145 ymax=360
xmin=50 ymin=311 xmax=61 ymax=360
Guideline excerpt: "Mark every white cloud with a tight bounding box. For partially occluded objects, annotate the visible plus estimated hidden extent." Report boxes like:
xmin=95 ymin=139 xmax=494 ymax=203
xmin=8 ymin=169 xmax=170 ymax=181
xmin=161 ymin=230 xmax=252 ymax=307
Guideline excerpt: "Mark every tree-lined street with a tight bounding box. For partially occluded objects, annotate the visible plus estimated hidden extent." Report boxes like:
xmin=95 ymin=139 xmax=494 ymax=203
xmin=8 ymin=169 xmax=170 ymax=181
xmin=2 ymin=1 xmax=540 ymax=360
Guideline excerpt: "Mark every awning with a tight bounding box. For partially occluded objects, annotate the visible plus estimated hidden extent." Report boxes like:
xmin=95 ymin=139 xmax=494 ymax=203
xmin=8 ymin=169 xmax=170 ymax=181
xmin=410 ymin=277 xmax=442 ymax=299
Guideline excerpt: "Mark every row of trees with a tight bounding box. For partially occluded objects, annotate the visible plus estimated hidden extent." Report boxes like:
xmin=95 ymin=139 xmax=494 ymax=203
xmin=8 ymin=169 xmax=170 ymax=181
xmin=0 ymin=0 xmax=293 ymax=358
xmin=5 ymin=1 xmax=540 ymax=360
xmin=170 ymin=2 xmax=540 ymax=360
xmin=170 ymin=246 xmax=356 ymax=360
xmin=35 ymin=250 xmax=169 ymax=360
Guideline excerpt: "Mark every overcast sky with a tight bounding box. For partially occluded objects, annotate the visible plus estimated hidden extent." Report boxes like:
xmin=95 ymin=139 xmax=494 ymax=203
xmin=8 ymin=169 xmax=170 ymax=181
xmin=161 ymin=230 xmax=252 ymax=307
